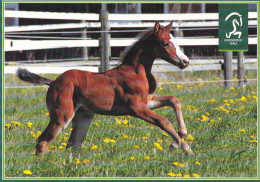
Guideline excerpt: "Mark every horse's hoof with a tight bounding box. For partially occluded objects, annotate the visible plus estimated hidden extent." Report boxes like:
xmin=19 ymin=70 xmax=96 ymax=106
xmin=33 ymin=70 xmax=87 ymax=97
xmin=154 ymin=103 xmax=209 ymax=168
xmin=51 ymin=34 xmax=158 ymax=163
xmin=184 ymin=148 xmax=195 ymax=156
xmin=170 ymin=141 xmax=180 ymax=149
xmin=178 ymin=127 xmax=187 ymax=138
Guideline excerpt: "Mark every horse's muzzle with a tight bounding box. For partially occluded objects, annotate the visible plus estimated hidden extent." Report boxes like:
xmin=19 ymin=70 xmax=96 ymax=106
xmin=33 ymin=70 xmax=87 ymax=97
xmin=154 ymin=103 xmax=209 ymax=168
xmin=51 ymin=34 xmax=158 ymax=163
xmin=178 ymin=59 xmax=189 ymax=69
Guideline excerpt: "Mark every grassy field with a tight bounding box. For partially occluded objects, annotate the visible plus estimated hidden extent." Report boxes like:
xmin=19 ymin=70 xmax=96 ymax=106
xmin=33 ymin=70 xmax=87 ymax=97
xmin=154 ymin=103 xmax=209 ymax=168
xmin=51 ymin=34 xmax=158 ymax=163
xmin=4 ymin=71 xmax=258 ymax=179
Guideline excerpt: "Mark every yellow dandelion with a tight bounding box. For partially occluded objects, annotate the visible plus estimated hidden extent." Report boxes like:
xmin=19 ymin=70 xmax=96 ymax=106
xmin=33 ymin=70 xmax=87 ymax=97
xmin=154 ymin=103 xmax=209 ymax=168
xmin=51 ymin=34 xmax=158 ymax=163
xmin=240 ymin=96 xmax=247 ymax=102
xmin=115 ymin=118 xmax=122 ymax=125
xmin=145 ymin=156 xmax=150 ymax=160
xmin=201 ymin=115 xmax=209 ymax=122
xmin=187 ymin=134 xmax=195 ymax=141
xmin=123 ymin=120 xmax=128 ymax=125
xmin=250 ymin=135 xmax=255 ymax=139
xmin=59 ymin=146 xmax=64 ymax=149
xmin=177 ymin=173 xmax=182 ymax=177
xmin=250 ymin=140 xmax=257 ymax=143
xmin=168 ymin=172 xmax=176 ymax=177
xmin=162 ymin=132 xmax=169 ymax=136
xmin=23 ymin=170 xmax=32 ymax=175
xmin=230 ymin=87 xmax=234 ymax=90
xmin=75 ymin=158 xmax=81 ymax=164
xmin=61 ymin=143 xmax=67 ymax=146
xmin=90 ymin=145 xmax=98 ymax=150
xmin=110 ymin=139 xmax=116 ymax=143
xmin=46 ymin=113 xmax=49 ymax=116
xmin=195 ymin=161 xmax=201 ymax=165
xmin=103 ymin=138 xmax=110 ymax=143
xmin=193 ymin=173 xmax=200 ymax=178
xmin=142 ymin=136 xmax=148 ymax=140
xmin=154 ymin=142 xmax=163 ymax=150
xmin=240 ymin=129 xmax=246 ymax=133
xmin=27 ymin=122 xmax=33 ymax=128
xmin=173 ymin=162 xmax=185 ymax=168
xmin=130 ymin=156 xmax=135 ymax=160
xmin=122 ymin=133 xmax=129 ymax=139
xmin=159 ymin=86 xmax=163 ymax=90
xmin=210 ymin=119 xmax=215 ymax=122
xmin=184 ymin=174 xmax=191 ymax=177
xmin=11 ymin=121 xmax=21 ymax=126
xmin=205 ymin=112 xmax=210 ymax=116
xmin=5 ymin=124 xmax=11 ymax=128
xmin=134 ymin=145 xmax=140 ymax=149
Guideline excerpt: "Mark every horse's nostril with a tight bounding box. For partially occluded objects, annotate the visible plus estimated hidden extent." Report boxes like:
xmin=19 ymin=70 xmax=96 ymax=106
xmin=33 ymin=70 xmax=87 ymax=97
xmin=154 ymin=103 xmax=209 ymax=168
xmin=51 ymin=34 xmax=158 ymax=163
xmin=183 ymin=59 xmax=189 ymax=64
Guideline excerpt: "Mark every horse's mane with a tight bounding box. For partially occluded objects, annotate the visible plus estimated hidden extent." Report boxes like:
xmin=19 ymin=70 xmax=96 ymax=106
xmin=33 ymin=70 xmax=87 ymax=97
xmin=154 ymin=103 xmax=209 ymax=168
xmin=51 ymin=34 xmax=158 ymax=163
xmin=120 ymin=28 xmax=153 ymax=63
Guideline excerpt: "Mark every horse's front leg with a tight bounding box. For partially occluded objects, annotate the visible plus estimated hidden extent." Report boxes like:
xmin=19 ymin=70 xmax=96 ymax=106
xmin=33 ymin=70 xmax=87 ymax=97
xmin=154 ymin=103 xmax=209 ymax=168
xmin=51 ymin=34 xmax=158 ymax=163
xmin=131 ymin=107 xmax=193 ymax=155
xmin=146 ymin=95 xmax=187 ymax=138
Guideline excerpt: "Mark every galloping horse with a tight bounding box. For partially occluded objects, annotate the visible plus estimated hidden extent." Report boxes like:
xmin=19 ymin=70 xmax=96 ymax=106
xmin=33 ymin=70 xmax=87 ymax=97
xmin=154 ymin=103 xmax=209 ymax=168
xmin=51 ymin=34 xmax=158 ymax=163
xmin=17 ymin=21 xmax=193 ymax=155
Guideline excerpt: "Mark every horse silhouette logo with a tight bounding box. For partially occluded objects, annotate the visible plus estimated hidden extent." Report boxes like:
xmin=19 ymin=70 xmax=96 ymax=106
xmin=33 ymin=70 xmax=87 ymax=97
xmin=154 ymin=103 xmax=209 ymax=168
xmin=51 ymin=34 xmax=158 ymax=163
xmin=225 ymin=12 xmax=243 ymax=38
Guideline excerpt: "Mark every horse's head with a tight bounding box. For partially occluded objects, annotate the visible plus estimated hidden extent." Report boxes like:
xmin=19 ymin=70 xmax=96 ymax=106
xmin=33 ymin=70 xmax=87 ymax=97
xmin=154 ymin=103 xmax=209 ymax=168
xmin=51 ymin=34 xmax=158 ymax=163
xmin=152 ymin=21 xmax=189 ymax=69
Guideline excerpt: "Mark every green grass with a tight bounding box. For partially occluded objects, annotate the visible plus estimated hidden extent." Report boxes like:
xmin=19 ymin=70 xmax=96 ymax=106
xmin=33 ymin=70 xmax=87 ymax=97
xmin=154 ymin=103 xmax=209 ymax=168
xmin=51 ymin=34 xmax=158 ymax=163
xmin=3 ymin=71 xmax=258 ymax=179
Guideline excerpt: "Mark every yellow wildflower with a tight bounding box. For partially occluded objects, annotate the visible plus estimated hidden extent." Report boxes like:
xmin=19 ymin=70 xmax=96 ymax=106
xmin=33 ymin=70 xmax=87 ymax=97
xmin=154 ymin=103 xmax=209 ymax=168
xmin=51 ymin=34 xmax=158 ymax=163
xmin=142 ymin=136 xmax=148 ymax=140
xmin=123 ymin=120 xmax=128 ymax=124
xmin=193 ymin=173 xmax=200 ymax=178
xmin=59 ymin=146 xmax=64 ymax=149
xmin=90 ymin=145 xmax=98 ymax=150
xmin=168 ymin=172 xmax=176 ymax=177
xmin=201 ymin=115 xmax=209 ymax=121
xmin=122 ymin=133 xmax=129 ymax=139
xmin=250 ymin=140 xmax=257 ymax=143
xmin=115 ymin=118 xmax=122 ymax=125
xmin=5 ymin=124 xmax=11 ymax=128
xmin=187 ymin=134 xmax=195 ymax=141
xmin=184 ymin=174 xmax=191 ymax=177
xmin=11 ymin=121 xmax=21 ymax=126
xmin=75 ymin=158 xmax=81 ymax=164
xmin=46 ymin=113 xmax=49 ymax=116
xmin=130 ymin=156 xmax=135 ymax=160
xmin=173 ymin=162 xmax=185 ymax=168
xmin=27 ymin=122 xmax=33 ymax=128
xmin=134 ymin=145 xmax=140 ymax=149
xmin=162 ymin=132 xmax=169 ymax=136
xmin=177 ymin=173 xmax=182 ymax=177
xmin=239 ymin=129 xmax=246 ymax=133
xmin=195 ymin=161 xmax=201 ymax=165
xmin=250 ymin=135 xmax=255 ymax=139
xmin=23 ymin=170 xmax=32 ymax=175
xmin=145 ymin=156 xmax=150 ymax=160
xmin=154 ymin=142 xmax=163 ymax=150
xmin=103 ymin=138 xmax=110 ymax=143
xmin=240 ymin=96 xmax=247 ymax=102
xmin=110 ymin=139 xmax=116 ymax=143
xmin=61 ymin=143 xmax=67 ymax=146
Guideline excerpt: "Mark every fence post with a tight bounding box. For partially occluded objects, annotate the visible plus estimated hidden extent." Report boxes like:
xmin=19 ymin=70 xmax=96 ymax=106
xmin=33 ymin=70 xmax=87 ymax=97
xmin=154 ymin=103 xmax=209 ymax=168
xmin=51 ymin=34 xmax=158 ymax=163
xmin=81 ymin=20 xmax=88 ymax=61
xmin=99 ymin=10 xmax=110 ymax=72
xmin=223 ymin=51 xmax=233 ymax=87
xmin=237 ymin=51 xmax=245 ymax=86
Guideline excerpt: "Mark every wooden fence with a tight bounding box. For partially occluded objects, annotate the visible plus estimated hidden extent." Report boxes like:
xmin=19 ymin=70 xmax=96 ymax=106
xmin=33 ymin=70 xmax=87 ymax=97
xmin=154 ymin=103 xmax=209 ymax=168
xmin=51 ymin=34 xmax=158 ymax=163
xmin=4 ymin=10 xmax=258 ymax=86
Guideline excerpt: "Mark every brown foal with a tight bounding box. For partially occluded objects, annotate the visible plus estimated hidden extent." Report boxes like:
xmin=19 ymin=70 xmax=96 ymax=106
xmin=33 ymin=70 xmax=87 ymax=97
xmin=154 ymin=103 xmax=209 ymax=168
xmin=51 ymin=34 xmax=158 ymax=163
xmin=17 ymin=21 xmax=193 ymax=155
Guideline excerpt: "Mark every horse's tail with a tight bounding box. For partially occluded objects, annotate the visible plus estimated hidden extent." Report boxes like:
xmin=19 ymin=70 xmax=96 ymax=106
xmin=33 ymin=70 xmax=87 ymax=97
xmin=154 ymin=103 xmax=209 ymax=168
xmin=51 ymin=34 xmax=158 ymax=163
xmin=16 ymin=68 xmax=53 ymax=86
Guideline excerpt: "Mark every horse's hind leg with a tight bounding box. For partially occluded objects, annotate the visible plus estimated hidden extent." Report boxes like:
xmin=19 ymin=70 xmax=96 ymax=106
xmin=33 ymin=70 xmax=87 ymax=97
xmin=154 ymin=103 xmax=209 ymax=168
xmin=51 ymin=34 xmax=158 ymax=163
xmin=36 ymin=85 xmax=75 ymax=155
xmin=147 ymin=95 xmax=187 ymax=138
xmin=67 ymin=107 xmax=94 ymax=150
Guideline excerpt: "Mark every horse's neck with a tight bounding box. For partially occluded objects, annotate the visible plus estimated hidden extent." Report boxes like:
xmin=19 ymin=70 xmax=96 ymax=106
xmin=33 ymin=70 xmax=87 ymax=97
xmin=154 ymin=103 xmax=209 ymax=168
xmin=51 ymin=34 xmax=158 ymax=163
xmin=121 ymin=46 xmax=157 ymax=94
xmin=121 ymin=43 xmax=155 ymax=75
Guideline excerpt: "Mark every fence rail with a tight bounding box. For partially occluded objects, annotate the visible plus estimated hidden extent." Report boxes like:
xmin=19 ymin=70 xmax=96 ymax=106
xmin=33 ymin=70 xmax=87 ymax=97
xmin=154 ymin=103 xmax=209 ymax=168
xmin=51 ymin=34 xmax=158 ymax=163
xmin=4 ymin=10 xmax=258 ymax=87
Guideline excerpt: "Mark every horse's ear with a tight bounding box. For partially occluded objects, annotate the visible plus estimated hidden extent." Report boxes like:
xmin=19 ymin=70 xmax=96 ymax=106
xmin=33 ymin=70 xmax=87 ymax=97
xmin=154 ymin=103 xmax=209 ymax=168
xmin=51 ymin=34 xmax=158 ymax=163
xmin=154 ymin=22 xmax=160 ymax=34
xmin=165 ymin=20 xmax=173 ymax=31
